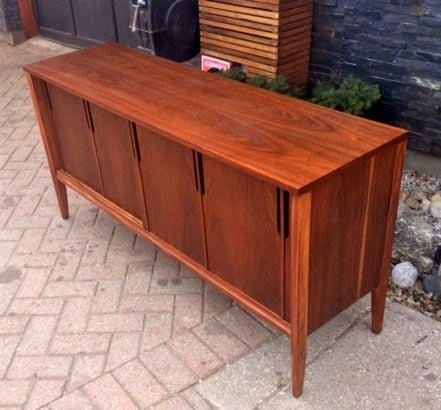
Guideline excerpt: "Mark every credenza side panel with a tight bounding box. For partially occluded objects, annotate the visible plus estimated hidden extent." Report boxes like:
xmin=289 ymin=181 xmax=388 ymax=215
xmin=358 ymin=144 xmax=399 ymax=296
xmin=202 ymin=156 xmax=284 ymax=316
xmin=307 ymin=144 xmax=404 ymax=333
xmin=45 ymin=83 xmax=103 ymax=194
xmin=308 ymin=156 xmax=371 ymax=333
xmin=137 ymin=125 xmax=207 ymax=266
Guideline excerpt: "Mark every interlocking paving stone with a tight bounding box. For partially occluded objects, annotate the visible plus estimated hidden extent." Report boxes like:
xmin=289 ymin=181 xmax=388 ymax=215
xmin=112 ymin=359 xmax=169 ymax=408
xmin=57 ymin=297 xmax=92 ymax=334
xmin=48 ymin=390 xmax=98 ymax=410
xmin=0 ymin=315 xmax=28 ymax=334
xmin=87 ymin=313 xmax=144 ymax=333
xmin=0 ymin=380 xmax=33 ymax=406
xmin=82 ymin=374 xmax=138 ymax=410
xmin=92 ymin=280 xmax=123 ymax=313
xmin=0 ymin=336 xmax=20 ymax=378
xmin=192 ymin=318 xmax=250 ymax=363
xmin=7 ymin=355 xmax=72 ymax=379
xmin=105 ymin=332 xmax=140 ymax=371
xmin=15 ymin=267 xmax=51 ymax=298
xmin=168 ymin=331 xmax=223 ymax=379
xmin=50 ymin=333 xmax=112 ymax=355
xmin=152 ymin=395 xmax=194 ymax=410
xmin=16 ymin=315 xmax=58 ymax=355
xmin=68 ymin=354 xmax=106 ymax=392
xmin=140 ymin=344 xmax=198 ymax=394
xmin=215 ymin=305 xmax=273 ymax=349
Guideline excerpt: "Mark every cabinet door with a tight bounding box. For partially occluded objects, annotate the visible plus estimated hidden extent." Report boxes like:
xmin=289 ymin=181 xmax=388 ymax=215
xmin=88 ymin=104 xmax=144 ymax=221
xmin=203 ymin=157 xmax=284 ymax=316
xmin=46 ymin=84 xmax=102 ymax=193
xmin=137 ymin=126 xmax=206 ymax=265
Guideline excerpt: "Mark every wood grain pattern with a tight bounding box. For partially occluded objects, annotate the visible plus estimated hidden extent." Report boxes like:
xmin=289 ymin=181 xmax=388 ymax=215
xmin=306 ymin=142 xmax=407 ymax=334
xmin=358 ymin=144 xmax=398 ymax=298
xmin=23 ymin=44 xmax=408 ymax=194
xmin=203 ymin=156 xmax=284 ymax=315
xmin=88 ymin=103 xmax=145 ymax=221
xmin=45 ymin=83 xmax=103 ymax=194
xmin=137 ymin=126 xmax=207 ymax=266
xmin=308 ymin=156 xmax=371 ymax=333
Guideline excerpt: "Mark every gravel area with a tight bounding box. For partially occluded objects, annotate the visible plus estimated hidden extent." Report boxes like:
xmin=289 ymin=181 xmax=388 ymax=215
xmin=388 ymin=169 xmax=441 ymax=321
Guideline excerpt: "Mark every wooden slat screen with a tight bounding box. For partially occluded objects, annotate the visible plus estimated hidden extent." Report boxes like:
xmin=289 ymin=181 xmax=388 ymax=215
xmin=199 ymin=0 xmax=313 ymax=90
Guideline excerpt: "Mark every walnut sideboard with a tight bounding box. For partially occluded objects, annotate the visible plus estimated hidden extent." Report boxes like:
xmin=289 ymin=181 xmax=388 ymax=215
xmin=24 ymin=43 xmax=407 ymax=397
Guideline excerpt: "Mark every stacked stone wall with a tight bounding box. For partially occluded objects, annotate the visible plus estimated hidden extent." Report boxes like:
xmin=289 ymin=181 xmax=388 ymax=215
xmin=310 ymin=0 xmax=441 ymax=155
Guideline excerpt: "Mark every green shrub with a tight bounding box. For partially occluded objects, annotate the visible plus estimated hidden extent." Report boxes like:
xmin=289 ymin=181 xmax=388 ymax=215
xmin=287 ymin=87 xmax=303 ymax=99
xmin=311 ymin=77 xmax=381 ymax=116
xmin=247 ymin=75 xmax=291 ymax=94
xmin=218 ymin=68 xmax=246 ymax=82
xmin=215 ymin=69 xmax=302 ymax=98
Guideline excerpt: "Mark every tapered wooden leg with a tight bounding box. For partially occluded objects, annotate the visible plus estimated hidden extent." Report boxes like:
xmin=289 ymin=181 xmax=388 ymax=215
xmin=371 ymin=140 xmax=407 ymax=334
xmin=26 ymin=74 xmax=70 ymax=220
xmin=290 ymin=192 xmax=312 ymax=397
xmin=54 ymin=180 xmax=69 ymax=219
xmin=291 ymin=304 xmax=308 ymax=397
xmin=371 ymin=282 xmax=387 ymax=334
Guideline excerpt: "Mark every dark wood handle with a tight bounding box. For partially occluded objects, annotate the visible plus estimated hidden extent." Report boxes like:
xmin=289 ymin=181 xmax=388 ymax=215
xmin=284 ymin=190 xmax=290 ymax=239
xmin=130 ymin=123 xmax=141 ymax=161
xmin=197 ymin=152 xmax=205 ymax=195
xmin=192 ymin=151 xmax=199 ymax=192
xmin=276 ymin=188 xmax=281 ymax=234
xmin=83 ymin=101 xmax=94 ymax=133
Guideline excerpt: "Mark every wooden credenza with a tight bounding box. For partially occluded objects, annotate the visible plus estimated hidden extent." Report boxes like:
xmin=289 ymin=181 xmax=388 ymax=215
xmin=24 ymin=43 xmax=407 ymax=397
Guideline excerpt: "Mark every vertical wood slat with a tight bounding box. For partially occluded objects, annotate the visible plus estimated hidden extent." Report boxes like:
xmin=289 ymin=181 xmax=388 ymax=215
xmin=199 ymin=0 xmax=314 ymax=90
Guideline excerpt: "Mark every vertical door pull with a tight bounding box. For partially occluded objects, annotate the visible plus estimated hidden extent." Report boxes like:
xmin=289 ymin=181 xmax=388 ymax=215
xmin=276 ymin=188 xmax=281 ymax=234
xmin=283 ymin=191 xmax=290 ymax=239
xmin=192 ymin=151 xmax=199 ymax=192
xmin=130 ymin=123 xmax=141 ymax=161
xmin=197 ymin=152 xmax=205 ymax=195
xmin=83 ymin=101 xmax=94 ymax=133
xmin=43 ymin=83 xmax=53 ymax=111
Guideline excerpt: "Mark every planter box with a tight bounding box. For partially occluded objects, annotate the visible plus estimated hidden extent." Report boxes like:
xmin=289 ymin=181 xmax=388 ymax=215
xmin=199 ymin=0 xmax=313 ymax=89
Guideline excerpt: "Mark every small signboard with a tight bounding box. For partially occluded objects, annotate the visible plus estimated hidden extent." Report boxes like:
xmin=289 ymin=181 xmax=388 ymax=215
xmin=201 ymin=55 xmax=231 ymax=72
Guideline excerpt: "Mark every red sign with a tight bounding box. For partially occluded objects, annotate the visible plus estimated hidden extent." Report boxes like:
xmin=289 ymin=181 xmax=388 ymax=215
xmin=201 ymin=55 xmax=231 ymax=72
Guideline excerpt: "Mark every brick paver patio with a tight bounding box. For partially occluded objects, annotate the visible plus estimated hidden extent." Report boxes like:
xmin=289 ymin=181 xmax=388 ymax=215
xmin=0 ymin=38 xmax=280 ymax=409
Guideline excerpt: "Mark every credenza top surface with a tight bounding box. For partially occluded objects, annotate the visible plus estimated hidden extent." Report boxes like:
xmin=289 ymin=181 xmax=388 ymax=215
xmin=24 ymin=43 xmax=407 ymax=192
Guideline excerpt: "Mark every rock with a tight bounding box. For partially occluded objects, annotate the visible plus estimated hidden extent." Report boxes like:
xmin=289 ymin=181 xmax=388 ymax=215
xmin=421 ymin=199 xmax=431 ymax=213
xmin=399 ymin=191 xmax=409 ymax=201
xmin=391 ymin=262 xmax=419 ymax=288
xmin=430 ymin=201 xmax=441 ymax=219
xmin=423 ymin=274 xmax=441 ymax=301
xmin=431 ymin=192 xmax=441 ymax=203
xmin=412 ymin=189 xmax=427 ymax=202
xmin=405 ymin=196 xmax=420 ymax=210
xmin=393 ymin=212 xmax=435 ymax=273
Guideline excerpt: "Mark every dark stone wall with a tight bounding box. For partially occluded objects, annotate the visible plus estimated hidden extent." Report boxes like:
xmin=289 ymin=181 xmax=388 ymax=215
xmin=0 ymin=0 xmax=22 ymax=32
xmin=310 ymin=0 xmax=441 ymax=156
